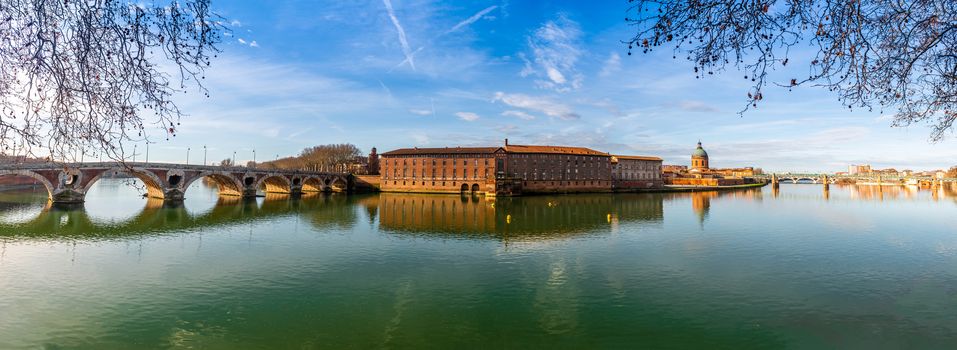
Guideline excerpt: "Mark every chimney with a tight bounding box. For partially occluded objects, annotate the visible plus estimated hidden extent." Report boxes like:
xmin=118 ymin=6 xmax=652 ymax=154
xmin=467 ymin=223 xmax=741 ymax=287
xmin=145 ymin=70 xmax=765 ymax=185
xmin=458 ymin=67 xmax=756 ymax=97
xmin=505 ymin=138 xmax=509 ymax=146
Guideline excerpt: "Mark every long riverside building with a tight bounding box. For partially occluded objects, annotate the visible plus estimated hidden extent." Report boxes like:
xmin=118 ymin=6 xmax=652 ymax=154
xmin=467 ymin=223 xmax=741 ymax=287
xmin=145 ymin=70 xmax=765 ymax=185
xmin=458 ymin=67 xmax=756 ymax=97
xmin=379 ymin=140 xmax=662 ymax=196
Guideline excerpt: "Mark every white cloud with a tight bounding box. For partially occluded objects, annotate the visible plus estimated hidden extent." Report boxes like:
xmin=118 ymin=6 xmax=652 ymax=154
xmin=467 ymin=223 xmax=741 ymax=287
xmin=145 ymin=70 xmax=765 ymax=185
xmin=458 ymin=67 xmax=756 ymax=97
xmin=249 ymin=41 xmax=259 ymax=48
xmin=383 ymin=0 xmax=415 ymax=70
xmin=493 ymin=92 xmax=580 ymax=120
xmin=677 ymin=100 xmax=719 ymax=113
xmin=523 ymin=15 xmax=583 ymax=92
xmin=455 ymin=112 xmax=480 ymax=121
xmin=408 ymin=108 xmax=432 ymax=116
xmin=230 ymin=19 xmax=242 ymax=27
xmin=237 ymin=38 xmax=247 ymax=45
xmin=599 ymin=52 xmax=621 ymax=77
xmin=502 ymin=110 xmax=536 ymax=120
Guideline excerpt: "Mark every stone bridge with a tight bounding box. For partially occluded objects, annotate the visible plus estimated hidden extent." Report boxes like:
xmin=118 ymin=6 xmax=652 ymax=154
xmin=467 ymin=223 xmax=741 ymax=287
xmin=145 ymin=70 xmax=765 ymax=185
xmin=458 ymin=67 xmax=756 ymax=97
xmin=0 ymin=162 xmax=353 ymax=204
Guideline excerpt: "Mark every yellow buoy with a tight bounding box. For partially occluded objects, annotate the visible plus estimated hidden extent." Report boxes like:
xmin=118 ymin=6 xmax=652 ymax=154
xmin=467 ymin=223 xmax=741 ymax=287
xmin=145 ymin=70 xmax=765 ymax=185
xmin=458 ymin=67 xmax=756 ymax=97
xmin=506 ymin=214 xmax=511 ymax=224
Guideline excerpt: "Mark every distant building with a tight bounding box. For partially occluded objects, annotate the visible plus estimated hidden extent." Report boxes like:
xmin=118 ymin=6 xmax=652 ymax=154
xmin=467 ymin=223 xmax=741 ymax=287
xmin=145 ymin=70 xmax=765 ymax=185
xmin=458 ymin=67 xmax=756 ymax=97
xmin=611 ymin=155 xmax=663 ymax=189
xmin=690 ymin=141 xmax=709 ymax=172
xmin=664 ymin=141 xmax=760 ymax=186
xmin=848 ymin=164 xmax=872 ymax=175
xmin=379 ymin=140 xmax=663 ymax=195
xmin=367 ymin=147 xmax=380 ymax=175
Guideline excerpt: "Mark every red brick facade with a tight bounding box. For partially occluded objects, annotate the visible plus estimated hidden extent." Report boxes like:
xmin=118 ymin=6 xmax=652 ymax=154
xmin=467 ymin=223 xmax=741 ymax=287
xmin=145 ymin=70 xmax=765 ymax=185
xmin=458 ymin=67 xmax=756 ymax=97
xmin=380 ymin=143 xmax=660 ymax=195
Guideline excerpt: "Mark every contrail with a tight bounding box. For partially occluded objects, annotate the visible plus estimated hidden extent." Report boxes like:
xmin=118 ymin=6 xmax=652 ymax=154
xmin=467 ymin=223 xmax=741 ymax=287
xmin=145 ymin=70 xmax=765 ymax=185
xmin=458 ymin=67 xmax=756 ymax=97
xmin=447 ymin=5 xmax=497 ymax=34
xmin=383 ymin=0 xmax=415 ymax=71
xmin=391 ymin=5 xmax=498 ymax=71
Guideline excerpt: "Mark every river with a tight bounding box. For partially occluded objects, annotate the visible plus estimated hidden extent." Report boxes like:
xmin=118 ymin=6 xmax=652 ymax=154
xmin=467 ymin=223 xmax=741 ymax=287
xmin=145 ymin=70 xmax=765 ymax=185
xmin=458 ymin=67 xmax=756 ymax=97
xmin=0 ymin=179 xmax=956 ymax=349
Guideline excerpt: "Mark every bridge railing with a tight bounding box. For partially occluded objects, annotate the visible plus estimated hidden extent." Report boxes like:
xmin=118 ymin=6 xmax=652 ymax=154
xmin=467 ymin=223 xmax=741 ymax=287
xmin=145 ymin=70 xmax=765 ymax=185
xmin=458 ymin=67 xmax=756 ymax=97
xmin=0 ymin=161 xmax=349 ymax=176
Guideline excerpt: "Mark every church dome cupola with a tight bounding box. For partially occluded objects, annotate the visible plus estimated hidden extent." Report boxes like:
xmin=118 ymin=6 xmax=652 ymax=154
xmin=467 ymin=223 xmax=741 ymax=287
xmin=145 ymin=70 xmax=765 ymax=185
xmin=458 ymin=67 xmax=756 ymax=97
xmin=691 ymin=141 xmax=709 ymax=170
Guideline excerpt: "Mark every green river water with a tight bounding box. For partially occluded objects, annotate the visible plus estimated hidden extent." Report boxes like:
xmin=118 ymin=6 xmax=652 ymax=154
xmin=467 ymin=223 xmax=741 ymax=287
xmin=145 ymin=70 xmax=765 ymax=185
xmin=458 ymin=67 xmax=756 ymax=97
xmin=0 ymin=179 xmax=956 ymax=349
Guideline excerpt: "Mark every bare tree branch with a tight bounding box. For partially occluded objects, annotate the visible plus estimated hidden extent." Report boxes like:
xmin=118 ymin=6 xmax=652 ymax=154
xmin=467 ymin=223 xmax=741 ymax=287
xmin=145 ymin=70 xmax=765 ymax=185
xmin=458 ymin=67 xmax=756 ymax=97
xmin=0 ymin=0 xmax=225 ymax=162
xmin=625 ymin=0 xmax=957 ymax=141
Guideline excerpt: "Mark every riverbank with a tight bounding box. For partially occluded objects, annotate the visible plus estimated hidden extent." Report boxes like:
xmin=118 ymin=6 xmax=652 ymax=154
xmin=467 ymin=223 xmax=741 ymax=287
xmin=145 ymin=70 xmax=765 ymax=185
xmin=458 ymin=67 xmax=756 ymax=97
xmin=635 ymin=182 xmax=769 ymax=193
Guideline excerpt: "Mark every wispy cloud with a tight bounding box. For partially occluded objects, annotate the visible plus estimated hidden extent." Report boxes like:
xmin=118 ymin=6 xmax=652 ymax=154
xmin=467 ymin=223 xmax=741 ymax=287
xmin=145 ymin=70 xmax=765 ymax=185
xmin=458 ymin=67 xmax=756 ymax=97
xmin=383 ymin=0 xmax=415 ymax=70
xmin=408 ymin=108 xmax=432 ymax=116
xmin=493 ymin=92 xmax=580 ymax=120
xmin=599 ymin=52 xmax=621 ymax=77
xmin=502 ymin=110 xmax=536 ymax=120
xmin=393 ymin=5 xmax=498 ymax=71
xmin=455 ymin=112 xmax=480 ymax=121
xmin=677 ymin=100 xmax=719 ymax=113
xmin=522 ymin=14 xmax=583 ymax=92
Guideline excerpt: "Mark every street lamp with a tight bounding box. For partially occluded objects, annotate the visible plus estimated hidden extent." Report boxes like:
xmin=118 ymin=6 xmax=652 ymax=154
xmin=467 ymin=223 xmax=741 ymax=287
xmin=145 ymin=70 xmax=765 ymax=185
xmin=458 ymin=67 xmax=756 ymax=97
xmin=232 ymin=151 xmax=236 ymax=167
xmin=186 ymin=147 xmax=190 ymax=164
xmin=133 ymin=144 xmax=137 ymax=162
xmin=145 ymin=141 xmax=154 ymax=164
xmin=203 ymin=145 xmax=207 ymax=166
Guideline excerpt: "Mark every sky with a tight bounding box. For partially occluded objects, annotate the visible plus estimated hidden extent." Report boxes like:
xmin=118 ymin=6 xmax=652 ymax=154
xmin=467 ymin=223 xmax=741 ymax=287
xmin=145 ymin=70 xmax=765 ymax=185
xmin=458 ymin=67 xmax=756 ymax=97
xmin=148 ymin=0 xmax=957 ymax=172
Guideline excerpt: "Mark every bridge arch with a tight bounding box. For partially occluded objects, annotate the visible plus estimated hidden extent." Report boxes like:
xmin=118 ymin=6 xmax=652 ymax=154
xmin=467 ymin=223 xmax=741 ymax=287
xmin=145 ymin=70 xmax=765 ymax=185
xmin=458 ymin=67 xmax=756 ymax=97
xmin=83 ymin=167 xmax=168 ymax=199
xmin=256 ymin=174 xmax=292 ymax=194
xmin=182 ymin=171 xmax=244 ymax=197
xmin=329 ymin=175 xmax=349 ymax=192
xmin=302 ymin=176 xmax=325 ymax=192
xmin=0 ymin=170 xmax=56 ymax=200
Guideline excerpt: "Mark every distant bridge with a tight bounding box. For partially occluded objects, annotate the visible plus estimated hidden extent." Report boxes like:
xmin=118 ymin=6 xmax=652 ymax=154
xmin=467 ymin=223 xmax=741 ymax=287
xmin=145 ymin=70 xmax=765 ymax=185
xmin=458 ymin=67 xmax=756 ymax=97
xmin=767 ymin=173 xmax=957 ymax=185
xmin=0 ymin=162 xmax=353 ymax=204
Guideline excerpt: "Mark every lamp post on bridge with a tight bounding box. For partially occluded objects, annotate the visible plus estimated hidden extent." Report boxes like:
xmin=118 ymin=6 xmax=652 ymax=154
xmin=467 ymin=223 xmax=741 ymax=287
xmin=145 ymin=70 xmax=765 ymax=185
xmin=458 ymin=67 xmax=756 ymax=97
xmin=232 ymin=151 xmax=236 ymax=167
xmin=252 ymin=149 xmax=256 ymax=168
xmin=186 ymin=147 xmax=190 ymax=164
xmin=133 ymin=144 xmax=137 ymax=162
xmin=203 ymin=145 xmax=207 ymax=166
xmin=145 ymin=141 xmax=155 ymax=164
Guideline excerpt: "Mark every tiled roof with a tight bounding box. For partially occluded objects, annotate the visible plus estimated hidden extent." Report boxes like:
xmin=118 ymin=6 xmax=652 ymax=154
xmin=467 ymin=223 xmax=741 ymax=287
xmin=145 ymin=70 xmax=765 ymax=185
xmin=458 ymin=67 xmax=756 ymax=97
xmin=504 ymin=144 xmax=609 ymax=156
xmin=381 ymin=147 xmax=503 ymax=156
xmin=612 ymin=155 xmax=663 ymax=161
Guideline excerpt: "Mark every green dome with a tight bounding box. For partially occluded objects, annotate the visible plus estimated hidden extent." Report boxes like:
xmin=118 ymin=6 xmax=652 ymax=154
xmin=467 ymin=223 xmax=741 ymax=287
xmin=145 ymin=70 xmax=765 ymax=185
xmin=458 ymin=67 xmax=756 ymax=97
xmin=692 ymin=142 xmax=708 ymax=158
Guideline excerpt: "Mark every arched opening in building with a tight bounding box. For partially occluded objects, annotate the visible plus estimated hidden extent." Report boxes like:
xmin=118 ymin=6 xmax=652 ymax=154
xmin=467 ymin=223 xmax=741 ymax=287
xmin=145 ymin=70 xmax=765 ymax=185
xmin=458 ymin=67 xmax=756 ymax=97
xmin=471 ymin=183 xmax=480 ymax=194
xmin=460 ymin=183 xmax=469 ymax=193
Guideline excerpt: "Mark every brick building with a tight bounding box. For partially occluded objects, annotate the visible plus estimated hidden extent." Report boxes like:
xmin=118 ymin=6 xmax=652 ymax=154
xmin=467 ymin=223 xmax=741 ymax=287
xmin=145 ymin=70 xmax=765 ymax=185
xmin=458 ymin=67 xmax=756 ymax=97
xmin=379 ymin=141 xmax=662 ymax=195
xmin=611 ymin=155 xmax=663 ymax=189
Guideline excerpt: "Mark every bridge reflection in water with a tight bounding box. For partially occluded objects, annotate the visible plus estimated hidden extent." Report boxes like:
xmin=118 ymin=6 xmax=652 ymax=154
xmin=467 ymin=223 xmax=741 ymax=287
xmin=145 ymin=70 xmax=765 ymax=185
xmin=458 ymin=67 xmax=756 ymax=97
xmin=0 ymin=192 xmax=358 ymax=239
xmin=0 ymin=184 xmax=776 ymax=241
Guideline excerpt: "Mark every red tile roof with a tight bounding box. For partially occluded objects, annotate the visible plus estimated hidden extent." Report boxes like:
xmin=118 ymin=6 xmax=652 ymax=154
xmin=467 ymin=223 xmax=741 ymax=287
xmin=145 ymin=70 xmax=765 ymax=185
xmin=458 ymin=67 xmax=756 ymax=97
xmin=381 ymin=147 xmax=503 ymax=156
xmin=612 ymin=155 xmax=663 ymax=161
xmin=504 ymin=144 xmax=609 ymax=156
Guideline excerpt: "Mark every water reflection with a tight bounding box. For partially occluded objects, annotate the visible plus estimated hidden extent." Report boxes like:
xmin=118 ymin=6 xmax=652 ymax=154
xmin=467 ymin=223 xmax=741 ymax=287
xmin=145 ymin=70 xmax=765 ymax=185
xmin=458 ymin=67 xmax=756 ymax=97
xmin=373 ymin=192 xmax=664 ymax=240
xmin=0 ymin=192 xmax=358 ymax=239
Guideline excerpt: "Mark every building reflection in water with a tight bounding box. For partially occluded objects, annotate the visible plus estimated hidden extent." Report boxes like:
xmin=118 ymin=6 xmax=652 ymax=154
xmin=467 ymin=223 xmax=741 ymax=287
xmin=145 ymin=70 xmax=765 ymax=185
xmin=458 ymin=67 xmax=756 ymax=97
xmin=373 ymin=192 xmax=664 ymax=241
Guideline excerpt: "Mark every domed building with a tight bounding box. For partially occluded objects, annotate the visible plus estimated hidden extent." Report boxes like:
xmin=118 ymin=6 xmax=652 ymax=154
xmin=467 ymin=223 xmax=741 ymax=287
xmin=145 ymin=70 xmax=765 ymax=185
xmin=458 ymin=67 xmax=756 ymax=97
xmin=690 ymin=141 xmax=709 ymax=172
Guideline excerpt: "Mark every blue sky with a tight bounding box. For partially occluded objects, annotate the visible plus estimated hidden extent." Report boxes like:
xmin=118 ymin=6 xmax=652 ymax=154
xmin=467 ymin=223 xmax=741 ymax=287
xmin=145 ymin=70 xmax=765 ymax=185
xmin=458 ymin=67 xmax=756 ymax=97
xmin=151 ymin=0 xmax=957 ymax=172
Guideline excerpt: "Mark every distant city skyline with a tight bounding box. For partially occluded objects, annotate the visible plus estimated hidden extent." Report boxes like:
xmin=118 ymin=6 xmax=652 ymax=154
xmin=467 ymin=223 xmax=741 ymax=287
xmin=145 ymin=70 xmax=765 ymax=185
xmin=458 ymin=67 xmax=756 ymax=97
xmin=141 ymin=0 xmax=957 ymax=172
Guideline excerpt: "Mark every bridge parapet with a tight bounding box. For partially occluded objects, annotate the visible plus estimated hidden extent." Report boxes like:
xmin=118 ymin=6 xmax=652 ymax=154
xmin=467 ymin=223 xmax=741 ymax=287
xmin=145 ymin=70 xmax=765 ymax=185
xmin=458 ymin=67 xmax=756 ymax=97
xmin=0 ymin=162 xmax=353 ymax=204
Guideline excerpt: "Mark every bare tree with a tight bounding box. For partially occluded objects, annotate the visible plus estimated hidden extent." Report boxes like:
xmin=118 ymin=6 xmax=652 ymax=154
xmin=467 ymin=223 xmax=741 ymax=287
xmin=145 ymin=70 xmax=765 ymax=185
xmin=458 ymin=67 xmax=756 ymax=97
xmin=625 ymin=0 xmax=957 ymax=140
xmin=0 ymin=0 xmax=224 ymax=161
xmin=219 ymin=157 xmax=233 ymax=168
xmin=260 ymin=144 xmax=364 ymax=172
